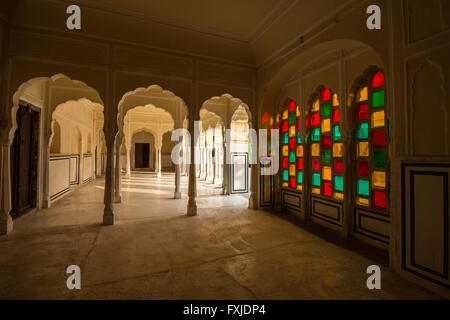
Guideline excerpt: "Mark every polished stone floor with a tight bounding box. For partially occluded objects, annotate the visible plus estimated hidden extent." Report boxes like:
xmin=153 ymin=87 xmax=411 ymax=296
xmin=0 ymin=173 xmax=443 ymax=299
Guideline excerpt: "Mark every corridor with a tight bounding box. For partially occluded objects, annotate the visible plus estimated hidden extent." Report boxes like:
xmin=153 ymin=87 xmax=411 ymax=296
xmin=0 ymin=174 xmax=441 ymax=299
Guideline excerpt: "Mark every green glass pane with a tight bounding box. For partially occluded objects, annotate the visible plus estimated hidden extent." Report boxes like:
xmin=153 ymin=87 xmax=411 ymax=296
xmin=283 ymin=170 xmax=289 ymax=182
xmin=333 ymin=125 xmax=341 ymax=141
xmin=289 ymin=151 xmax=296 ymax=163
xmin=322 ymin=150 xmax=331 ymax=164
xmin=289 ymin=113 xmax=296 ymax=125
xmin=297 ymin=172 xmax=303 ymax=184
xmin=334 ymin=176 xmax=344 ymax=192
xmin=373 ymin=151 xmax=386 ymax=167
xmin=321 ymin=103 xmax=331 ymax=117
xmin=283 ymin=132 xmax=289 ymax=144
xmin=357 ymin=123 xmax=369 ymax=139
xmin=312 ymin=173 xmax=321 ymax=187
xmin=297 ymin=131 xmax=302 ymax=144
xmin=388 ymin=121 xmax=391 ymax=138
xmin=305 ymin=132 xmax=310 ymax=143
xmin=357 ymin=179 xmax=370 ymax=197
xmin=372 ymin=90 xmax=385 ymax=108
xmin=312 ymin=128 xmax=320 ymax=142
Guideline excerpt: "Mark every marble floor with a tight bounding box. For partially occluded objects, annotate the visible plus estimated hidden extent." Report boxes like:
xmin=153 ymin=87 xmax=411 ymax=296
xmin=0 ymin=173 xmax=443 ymax=299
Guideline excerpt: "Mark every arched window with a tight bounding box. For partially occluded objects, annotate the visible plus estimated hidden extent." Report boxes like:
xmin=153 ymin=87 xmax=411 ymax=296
xmin=354 ymin=71 xmax=389 ymax=210
xmin=280 ymin=99 xmax=303 ymax=191
xmin=307 ymin=88 xmax=343 ymax=200
xmin=50 ymin=120 xmax=61 ymax=154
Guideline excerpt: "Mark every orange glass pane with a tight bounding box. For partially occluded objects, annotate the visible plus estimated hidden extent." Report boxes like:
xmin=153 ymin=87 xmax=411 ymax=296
xmin=289 ymin=125 xmax=295 ymax=137
xmin=372 ymin=171 xmax=386 ymax=189
xmin=332 ymin=94 xmax=339 ymax=107
xmin=322 ymin=166 xmax=332 ymax=181
xmin=296 ymin=106 xmax=300 ymax=117
xmin=312 ymin=188 xmax=321 ymax=195
xmin=333 ymin=143 xmax=344 ymax=158
xmin=283 ymin=110 xmax=288 ymax=120
xmin=311 ymin=143 xmax=320 ymax=157
xmin=357 ymin=87 xmax=368 ymax=102
xmin=297 ymin=145 xmax=303 ymax=157
xmin=357 ymin=197 xmax=369 ymax=206
xmin=313 ymin=99 xmax=320 ymax=112
xmin=297 ymin=185 xmax=303 ymax=191
xmin=334 ymin=192 xmax=344 ymax=200
xmin=282 ymin=146 xmax=288 ymax=157
xmin=371 ymin=111 xmax=385 ymax=128
xmin=289 ymin=164 xmax=296 ymax=176
xmin=358 ymin=142 xmax=369 ymax=157
xmin=321 ymin=118 xmax=331 ymax=133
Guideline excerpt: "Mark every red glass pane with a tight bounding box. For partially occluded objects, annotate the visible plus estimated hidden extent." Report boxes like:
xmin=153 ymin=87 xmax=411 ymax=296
xmin=305 ymin=117 xmax=310 ymax=129
xmin=312 ymin=158 xmax=320 ymax=172
xmin=371 ymin=71 xmax=385 ymax=89
xmin=283 ymin=158 xmax=288 ymax=169
xmin=332 ymin=109 xmax=340 ymax=123
xmin=357 ymin=104 xmax=369 ymax=121
xmin=321 ymin=88 xmax=331 ymax=101
xmin=289 ymin=100 xmax=296 ymax=112
xmin=334 ymin=159 xmax=344 ymax=174
xmin=372 ymin=130 xmax=386 ymax=148
xmin=321 ymin=134 xmax=332 ymax=149
xmin=290 ymin=177 xmax=296 ymax=189
xmin=357 ymin=161 xmax=369 ymax=177
xmin=323 ymin=182 xmax=332 ymax=197
xmin=311 ymin=113 xmax=320 ymax=126
xmin=262 ymin=112 xmax=268 ymax=125
xmin=373 ymin=191 xmax=387 ymax=209
xmin=297 ymin=118 xmax=301 ymax=130
xmin=276 ymin=125 xmax=280 ymax=131
xmin=297 ymin=158 xmax=303 ymax=170
xmin=282 ymin=121 xmax=288 ymax=132
xmin=289 ymin=138 xmax=296 ymax=150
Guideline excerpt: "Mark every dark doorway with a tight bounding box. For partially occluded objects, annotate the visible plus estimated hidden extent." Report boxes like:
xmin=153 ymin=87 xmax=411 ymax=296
xmin=10 ymin=103 xmax=40 ymax=219
xmin=135 ymin=143 xmax=150 ymax=168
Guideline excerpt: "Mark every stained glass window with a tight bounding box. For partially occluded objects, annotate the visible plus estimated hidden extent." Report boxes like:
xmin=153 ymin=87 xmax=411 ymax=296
xmin=309 ymin=89 xmax=344 ymax=200
xmin=281 ymin=100 xmax=303 ymax=191
xmin=354 ymin=71 xmax=389 ymax=210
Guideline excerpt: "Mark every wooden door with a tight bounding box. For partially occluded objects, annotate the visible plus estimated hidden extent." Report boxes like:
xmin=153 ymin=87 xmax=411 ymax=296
xmin=135 ymin=143 xmax=150 ymax=168
xmin=10 ymin=104 xmax=40 ymax=218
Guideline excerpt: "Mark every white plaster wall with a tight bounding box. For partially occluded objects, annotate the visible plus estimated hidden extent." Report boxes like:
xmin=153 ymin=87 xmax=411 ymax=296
xmin=49 ymin=158 xmax=70 ymax=199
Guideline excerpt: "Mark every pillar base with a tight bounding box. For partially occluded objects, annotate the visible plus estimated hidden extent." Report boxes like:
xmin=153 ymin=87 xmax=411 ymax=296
xmin=103 ymin=209 xmax=114 ymax=225
xmin=0 ymin=215 xmax=13 ymax=235
xmin=174 ymin=191 xmax=181 ymax=199
xmin=156 ymin=172 xmax=162 ymax=178
xmin=114 ymin=193 xmax=122 ymax=203
xmin=187 ymin=202 xmax=197 ymax=216
xmin=248 ymin=193 xmax=257 ymax=209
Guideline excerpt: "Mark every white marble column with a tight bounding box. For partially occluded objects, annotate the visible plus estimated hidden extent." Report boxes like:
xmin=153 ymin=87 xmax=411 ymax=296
xmin=103 ymin=137 xmax=115 ymax=225
xmin=187 ymin=119 xmax=197 ymax=216
xmin=174 ymin=164 xmax=181 ymax=199
xmin=0 ymin=139 xmax=13 ymax=235
xmin=157 ymin=148 xmax=162 ymax=177
xmin=126 ymin=148 xmax=131 ymax=177
xmin=222 ymin=133 xmax=229 ymax=195
xmin=114 ymin=139 xmax=122 ymax=203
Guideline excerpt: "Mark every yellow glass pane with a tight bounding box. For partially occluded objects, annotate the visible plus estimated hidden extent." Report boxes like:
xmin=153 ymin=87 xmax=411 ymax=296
xmin=276 ymin=114 xmax=280 ymax=123
xmin=358 ymin=197 xmax=369 ymax=206
xmin=333 ymin=94 xmax=339 ymax=107
xmin=282 ymin=146 xmax=288 ymax=157
xmin=322 ymin=166 xmax=332 ymax=181
xmin=297 ymin=145 xmax=303 ymax=157
xmin=333 ymin=143 xmax=344 ymax=157
xmin=289 ymin=164 xmax=296 ymax=176
xmin=270 ymin=117 xmax=274 ymax=126
xmin=357 ymin=87 xmax=368 ymax=102
xmin=358 ymin=142 xmax=369 ymax=157
xmin=282 ymin=182 xmax=288 ymax=188
xmin=313 ymin=99 xmax=320 ymax=112
xmin=372 ymin=171 xmax=386 ymax=189
xmin=334 ymin=192 xmax=344 ymax=200
xmin=297 ymin=185 xmax=303 ymax=191
xmin=312 ymin=188 xmax=321 ymax=195
xmin=371 ymin=110 xmax=385 ymax=128
xmin=322 ymin=118 xmax=331 ymax=133
xmin=289 ymin=125 xmax=295 ymax=137
xmin=283 ymin=109 xmax=288 ymax=120
xmin=311 ymin=143 xmax=320 ymax=157
xmin=296 ymin=106 xmax=300 ymax=117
